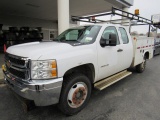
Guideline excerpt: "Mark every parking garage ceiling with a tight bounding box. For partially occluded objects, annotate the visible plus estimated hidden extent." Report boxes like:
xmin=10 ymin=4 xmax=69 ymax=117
xmin=0 ymin=0 xmax=128 ymax=21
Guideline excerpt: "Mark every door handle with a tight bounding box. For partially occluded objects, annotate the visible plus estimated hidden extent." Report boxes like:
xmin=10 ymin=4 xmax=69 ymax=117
xmin=117 ymin=49 xmax=123 ymax=52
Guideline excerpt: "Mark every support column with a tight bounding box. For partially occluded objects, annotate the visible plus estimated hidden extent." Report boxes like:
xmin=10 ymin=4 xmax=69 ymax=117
xmin=58 ymin=0 xmax=70 ymax=35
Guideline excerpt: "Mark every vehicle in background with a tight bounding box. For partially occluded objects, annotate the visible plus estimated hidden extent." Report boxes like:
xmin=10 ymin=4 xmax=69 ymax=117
xmin=153 ymin=38 xmax=160 ymax=55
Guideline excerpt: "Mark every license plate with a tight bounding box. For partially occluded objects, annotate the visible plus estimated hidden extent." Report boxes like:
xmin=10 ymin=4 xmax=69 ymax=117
xmin=2 ymin=64 xmax=6 ymax=72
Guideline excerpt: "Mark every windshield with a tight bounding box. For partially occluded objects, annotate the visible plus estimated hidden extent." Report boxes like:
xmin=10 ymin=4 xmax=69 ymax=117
xmin=55 ymin=25 xmax=101 ymax=45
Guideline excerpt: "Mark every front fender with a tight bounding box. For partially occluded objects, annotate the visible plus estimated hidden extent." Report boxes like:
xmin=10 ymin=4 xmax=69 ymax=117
xmin=57 ymin=50 xmax=97 ymax=79
xmin=55 ymin=44 xmax=98 ymax=80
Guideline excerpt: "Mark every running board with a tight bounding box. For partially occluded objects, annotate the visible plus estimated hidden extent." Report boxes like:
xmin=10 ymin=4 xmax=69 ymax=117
xmin=94 ymin=70 xmax=132 ymax=90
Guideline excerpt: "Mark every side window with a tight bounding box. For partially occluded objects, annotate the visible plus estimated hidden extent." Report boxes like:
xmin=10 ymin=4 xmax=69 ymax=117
xmin=102 ymin=26 xmax=120 ymax=45
xmin=119 ymin=27 xmax=129 ymax=44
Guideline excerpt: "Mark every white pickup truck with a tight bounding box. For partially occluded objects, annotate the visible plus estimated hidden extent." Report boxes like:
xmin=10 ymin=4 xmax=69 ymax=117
xmin=2 ymin=24 xmax=154 ymax=115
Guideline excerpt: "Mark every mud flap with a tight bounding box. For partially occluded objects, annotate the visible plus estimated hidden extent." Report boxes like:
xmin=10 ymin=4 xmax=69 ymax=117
xmin=7 ymin=86 xmax=36 ymax=112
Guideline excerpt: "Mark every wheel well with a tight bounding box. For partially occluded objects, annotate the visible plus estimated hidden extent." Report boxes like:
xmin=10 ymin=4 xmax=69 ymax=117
xmin=144 ymin=52 xmax=149 ymax=59
xmin=63 ymin=64 xmax=95 ymax=83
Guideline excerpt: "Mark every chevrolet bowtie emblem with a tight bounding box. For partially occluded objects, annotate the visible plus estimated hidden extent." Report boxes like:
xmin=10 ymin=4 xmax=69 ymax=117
xmin=11 ymin=77 xmax=15 ymax=81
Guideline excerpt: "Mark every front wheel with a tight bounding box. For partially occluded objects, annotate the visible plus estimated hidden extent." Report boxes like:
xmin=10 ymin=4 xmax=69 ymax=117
xmin=58 ymin=74 xmax=91 ymax=115
xmin=136 ymin=57 xmax=146 ymax=73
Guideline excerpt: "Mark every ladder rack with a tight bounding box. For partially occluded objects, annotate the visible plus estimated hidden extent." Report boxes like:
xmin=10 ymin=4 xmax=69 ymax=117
xmin=71 ymin=7 xmax=160 ymax=36
xmin=72 ymin=7 xmax=152 ymax=25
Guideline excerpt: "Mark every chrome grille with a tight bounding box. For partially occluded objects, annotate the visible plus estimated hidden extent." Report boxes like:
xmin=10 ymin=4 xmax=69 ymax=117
xmin=5 ymin=53 xmax=30 ymax=80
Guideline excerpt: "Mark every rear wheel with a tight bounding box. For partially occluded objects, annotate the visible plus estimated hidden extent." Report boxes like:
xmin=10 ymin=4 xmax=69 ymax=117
xmin=153 ymin=50 xmax=155 ymax=56
xmin=136 ymin=57 xmax=146 ymax=73
xmin=58 ymin=73 xmax=91 ymax=115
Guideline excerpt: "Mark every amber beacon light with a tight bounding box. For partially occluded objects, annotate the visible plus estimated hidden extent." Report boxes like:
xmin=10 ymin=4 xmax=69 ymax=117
xmin=135 ymin=9 xmax=139 ymax=15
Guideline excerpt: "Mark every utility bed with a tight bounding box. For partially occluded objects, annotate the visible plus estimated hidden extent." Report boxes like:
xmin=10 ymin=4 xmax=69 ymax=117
xmin=131 ymin=36 xmax=154 ymax=67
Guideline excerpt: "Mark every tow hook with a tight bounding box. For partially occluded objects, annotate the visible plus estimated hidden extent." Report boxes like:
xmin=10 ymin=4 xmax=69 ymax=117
xmin=22 ymin=100 xmax=35 ymax=113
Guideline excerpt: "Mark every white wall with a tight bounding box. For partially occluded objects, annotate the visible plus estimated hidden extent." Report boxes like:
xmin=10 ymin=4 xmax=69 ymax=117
xmin=42 ymin=29 xmax=58 ymax=41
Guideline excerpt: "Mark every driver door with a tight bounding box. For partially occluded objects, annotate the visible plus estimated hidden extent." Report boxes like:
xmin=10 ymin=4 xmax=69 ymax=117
xmin=97 ymin=26 xmax=123 ymax=80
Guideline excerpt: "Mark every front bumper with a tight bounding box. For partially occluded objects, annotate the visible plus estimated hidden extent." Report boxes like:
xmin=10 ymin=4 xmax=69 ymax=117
xmin=3 ymin=70 xmax=63 ymax=106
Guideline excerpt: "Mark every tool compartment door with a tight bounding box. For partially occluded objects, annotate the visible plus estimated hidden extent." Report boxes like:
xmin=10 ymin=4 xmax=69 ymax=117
xmin=132 ymin=36 xmax=154 ymax=67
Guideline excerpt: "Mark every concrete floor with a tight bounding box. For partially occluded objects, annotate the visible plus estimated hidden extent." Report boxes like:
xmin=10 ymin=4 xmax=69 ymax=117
xmin=0 ymin=53 xmax=4 ymax=66
xmin=0 ymin=55 xmax=160 ymax=120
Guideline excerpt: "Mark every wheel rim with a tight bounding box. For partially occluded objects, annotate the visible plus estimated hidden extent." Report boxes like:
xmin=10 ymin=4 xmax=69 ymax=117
xmin=67 ymin=82 xmax=88 ymax=108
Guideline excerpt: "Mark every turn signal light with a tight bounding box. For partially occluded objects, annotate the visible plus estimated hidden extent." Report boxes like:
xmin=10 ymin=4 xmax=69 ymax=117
xmin=51 ymin=61 xmax=57 ymax=68
xmin=51 ymin=70 xmax=57 ymax=77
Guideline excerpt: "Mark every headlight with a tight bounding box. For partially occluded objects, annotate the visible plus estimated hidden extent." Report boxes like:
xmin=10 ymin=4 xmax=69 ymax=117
xmin=31 ymin=60 xmax=57 ymax=79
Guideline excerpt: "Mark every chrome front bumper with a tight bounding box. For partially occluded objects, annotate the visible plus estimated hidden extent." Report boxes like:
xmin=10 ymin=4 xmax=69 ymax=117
xmin=3 ymin=71 xmax=63 ymax=106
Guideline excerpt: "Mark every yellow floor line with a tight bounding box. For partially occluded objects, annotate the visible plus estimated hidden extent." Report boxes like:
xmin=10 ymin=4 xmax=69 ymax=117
xmin=0 ymin=68 xmax=3 ymax=80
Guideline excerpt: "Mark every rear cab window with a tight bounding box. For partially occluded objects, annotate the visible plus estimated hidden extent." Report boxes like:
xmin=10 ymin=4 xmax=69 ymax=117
xmin=101 ymin=26 xmax=120 ymax=45
xmin=119 ymin=27 xmax=129 ymax=44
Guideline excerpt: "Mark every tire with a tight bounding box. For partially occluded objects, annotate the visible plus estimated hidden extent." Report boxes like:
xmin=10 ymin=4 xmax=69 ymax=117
xmin=153 ymin=50 xmax=155 ymax=56
xmin=58 ymin=73 xmax=92 ymax=115
xmin=136 ymin=57 xmax=146 ymax=73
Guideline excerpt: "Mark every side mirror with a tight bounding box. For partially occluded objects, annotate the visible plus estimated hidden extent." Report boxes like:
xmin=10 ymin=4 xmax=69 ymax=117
xmin=109 ymin=33 xmax=117 ymax=46
xmin=100 ymin=33 xmax=117 ymax=47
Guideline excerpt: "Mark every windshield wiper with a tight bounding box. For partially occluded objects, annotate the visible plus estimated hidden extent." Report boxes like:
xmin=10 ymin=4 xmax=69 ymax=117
xmin=59 ymin=39 xmax=81 ymax=43
xmin=73 ymin=42 xmax=85 ymax=46
xmin=53 ymin=39 xmax=61 ymax=42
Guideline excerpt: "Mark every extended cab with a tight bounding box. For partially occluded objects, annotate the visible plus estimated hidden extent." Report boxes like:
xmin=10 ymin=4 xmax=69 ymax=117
xmin=2 ymin=24 xmax=154 ymax=115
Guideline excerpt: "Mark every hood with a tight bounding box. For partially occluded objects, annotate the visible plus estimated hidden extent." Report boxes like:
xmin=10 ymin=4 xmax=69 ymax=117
xmin=7 ymin=42 xmax=72 ymax=60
